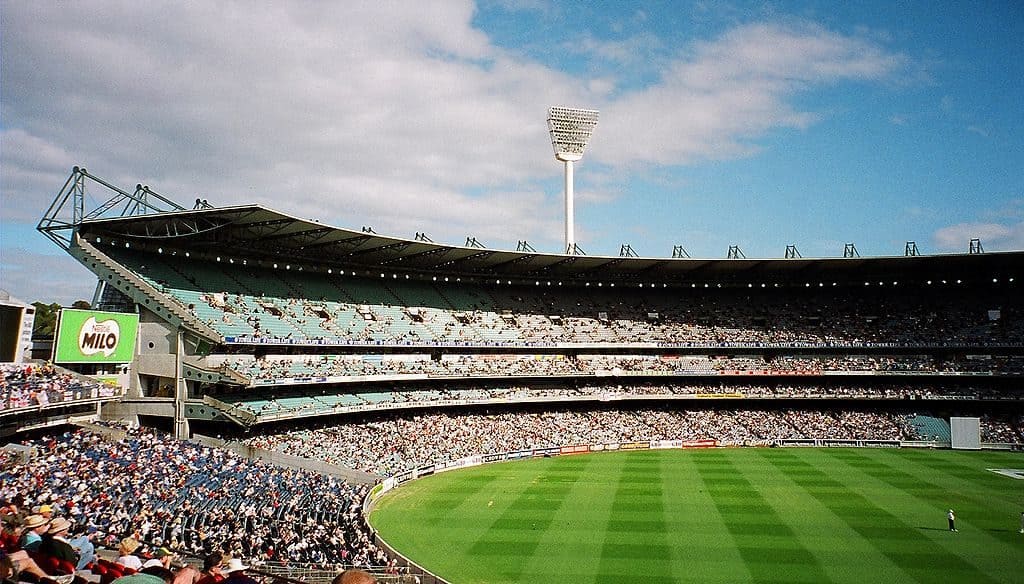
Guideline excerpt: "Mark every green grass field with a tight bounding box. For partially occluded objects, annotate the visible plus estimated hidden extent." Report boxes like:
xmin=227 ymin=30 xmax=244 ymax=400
xmin=369 ymin=448 xmax=1024 ymax=583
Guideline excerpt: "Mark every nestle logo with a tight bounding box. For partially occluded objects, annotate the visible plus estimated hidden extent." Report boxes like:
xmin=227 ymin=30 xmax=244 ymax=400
xmin=78 ymin=316 xmax=121 ymax=357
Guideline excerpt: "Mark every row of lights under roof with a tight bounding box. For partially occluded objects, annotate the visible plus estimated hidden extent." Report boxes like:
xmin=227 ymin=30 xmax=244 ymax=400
xmin=105 ymin=239 xmax=1018 ymax=288
xmin=926 ymin=278 xmax=1014 ymax=284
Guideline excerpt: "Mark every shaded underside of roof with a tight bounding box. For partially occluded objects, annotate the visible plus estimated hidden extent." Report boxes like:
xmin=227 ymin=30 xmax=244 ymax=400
xmin=75 ymin=205 xmax=1024 ymax=285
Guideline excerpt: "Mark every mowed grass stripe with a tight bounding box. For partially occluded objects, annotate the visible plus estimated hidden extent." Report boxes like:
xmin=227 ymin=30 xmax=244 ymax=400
xmin=416 ymin=472 xmax=501 ymax=523
xmin=374 ymin=459 xmax=578 ymax=582
xmin=856 ymin=447 xmax=1024 ymax=508
xmin=828 ymin=448 xmax=1024 ymax=580
xmin=661 ymin=451 xmax=752 ymax=584
xmin=516 ymin=453 xmax=616 ymax=582
xmin=818 ymin=448 xmax=1023 ymax=582
xmin=467 ymin=456 xmax=588 ymax=582
xmin=757 ymin=449 xmax=995 ymax=584
xmin=695 ymin=451 xmax=830 ymax=583
xmin=830 ymin=448 xmax=1023 ymax=524
xmin=371 ymin=449 xmax=1024 ymax=583
xmin=596 ymin=452 xmax=675 ymax=583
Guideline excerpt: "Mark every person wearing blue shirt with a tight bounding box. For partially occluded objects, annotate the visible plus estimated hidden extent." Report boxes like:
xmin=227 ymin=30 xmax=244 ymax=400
xmin=18 ymin=515 xmax=47 ymax=551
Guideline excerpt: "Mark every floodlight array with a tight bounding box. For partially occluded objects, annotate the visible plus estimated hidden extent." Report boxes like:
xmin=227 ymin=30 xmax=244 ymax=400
xmin=548 ymin=107 xmax=599 ymax=161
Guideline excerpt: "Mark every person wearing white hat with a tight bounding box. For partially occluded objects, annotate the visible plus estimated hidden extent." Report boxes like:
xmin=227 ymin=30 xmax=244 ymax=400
xmin=116 ymin=537 xmax=144 ymax=570
xmin=18 ymin=514 xmax=48 ymax=551
xmin=40 ymin=517 xmax=78 ymax=564
xmin=222 ymin=559 xmax=248 ymax=574
xmin=221 ymin=558 xmax=257 ymax=584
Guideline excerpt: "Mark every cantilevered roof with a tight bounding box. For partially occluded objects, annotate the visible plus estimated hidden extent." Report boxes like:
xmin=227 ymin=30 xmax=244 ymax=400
xmin=73 ymin=204 xmax=1024 ymax=286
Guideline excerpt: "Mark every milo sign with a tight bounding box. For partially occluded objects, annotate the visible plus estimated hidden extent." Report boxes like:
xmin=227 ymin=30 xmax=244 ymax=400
xmin=55 ymin=309 xmax=138 ymax=363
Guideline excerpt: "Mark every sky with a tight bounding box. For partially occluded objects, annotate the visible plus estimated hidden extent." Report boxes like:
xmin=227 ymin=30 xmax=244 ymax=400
xmin=2 ymin=1 xmax=1023 ymax=306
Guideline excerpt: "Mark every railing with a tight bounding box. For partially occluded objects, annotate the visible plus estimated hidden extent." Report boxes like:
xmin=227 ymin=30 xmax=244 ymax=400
xmin=249 ymin=563 xmax=412 ymax=584
xmin=0 ymin=362 xmax=123 ymax=419
xmin=221 ymin=389 xmax=1024 ymax=428
xmin=115 ymin=539 xmax=400 ymax=584
xmin=0 ymin=382 xmax=121 ymax=416
xmin=202 ymin=395 xmax=258 ymax=425
xmin=252 ymin=561 xmax=404 ymax=584
xmin=237 ymin=368 xmax=1021 ymax=389
xmin=222 ymin=335 xmax=1024 ymax=351
xmin=71 ymin=234 xmax=222 ymax=343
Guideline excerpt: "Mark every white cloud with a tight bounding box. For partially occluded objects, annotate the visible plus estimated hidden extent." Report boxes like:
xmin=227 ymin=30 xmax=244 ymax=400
xmin=1 ymin=4 xmax=907 ymax=302
xmin=1 ymin=2 xmax=584 ymax=246
xmin=595 ymin=22 xmax=903 ymax=166
xmin=966 ymin=125 xmax=989 ymax=137
xmin=903 ymin=205 xmax=937 ymax=220
xmin=571 ymin=32 xmax=665 ymax=67
xmin=933 ymin=221 xmax=1024 ymax=252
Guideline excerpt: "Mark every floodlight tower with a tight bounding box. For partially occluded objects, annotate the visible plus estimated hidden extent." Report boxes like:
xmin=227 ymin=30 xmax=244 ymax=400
xmin=548 ymin=106 xmax=599 ymax=255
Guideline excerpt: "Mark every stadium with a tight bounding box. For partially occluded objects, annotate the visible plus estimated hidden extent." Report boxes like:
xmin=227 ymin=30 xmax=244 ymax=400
xmin=1 ymin=157 xmax=1022 ymax=583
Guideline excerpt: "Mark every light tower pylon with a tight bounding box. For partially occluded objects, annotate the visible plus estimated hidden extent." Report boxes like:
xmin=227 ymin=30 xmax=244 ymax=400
xmin=548 ymin=107 xmax=599 ymax=255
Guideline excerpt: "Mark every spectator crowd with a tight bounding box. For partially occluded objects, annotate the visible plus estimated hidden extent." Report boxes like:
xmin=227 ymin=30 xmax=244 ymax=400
xmin=115 ymin=245 xmax=1021 ymax=349
xmin=243 ymin=407 xmax=1022 ymax=477
xmin=0 ymin=424 xmax=386 ymax=580
xmin=1 ymin=363 xmax=118 ymax=413
xmin=0 ymin=407 xmax=1019 ymax=584
xmin=215 ymin=380 xmax=1024 ymax=423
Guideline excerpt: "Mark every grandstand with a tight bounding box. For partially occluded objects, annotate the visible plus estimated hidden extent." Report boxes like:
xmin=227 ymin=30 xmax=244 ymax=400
xmin=25 ymin=167 xmax=1024 ymax=443
xmin=0 ymin=362 xmax=123 ymax=437
xmin=0 ymin=166 xmax=1019 ymax=583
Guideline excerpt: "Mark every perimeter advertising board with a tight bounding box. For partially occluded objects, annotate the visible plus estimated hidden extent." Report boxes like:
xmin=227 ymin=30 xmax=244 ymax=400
xmin=54 ymin=309 xmax=139 ymax=364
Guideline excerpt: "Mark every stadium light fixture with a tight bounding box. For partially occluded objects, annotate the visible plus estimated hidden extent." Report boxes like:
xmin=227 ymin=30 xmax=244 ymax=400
xmin=548 ymin=106 xmax=599 ymax=255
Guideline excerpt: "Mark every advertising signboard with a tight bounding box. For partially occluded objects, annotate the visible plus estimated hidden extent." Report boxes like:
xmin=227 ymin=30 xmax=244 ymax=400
xmin=54 ymin=309 xmax=139 ymax=364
